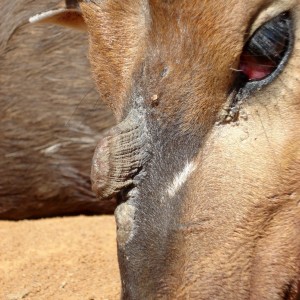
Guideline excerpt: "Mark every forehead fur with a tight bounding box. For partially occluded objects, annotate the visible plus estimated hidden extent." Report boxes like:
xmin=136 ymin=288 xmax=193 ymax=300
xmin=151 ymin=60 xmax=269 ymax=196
xmin=80 ymin=0 xmax=149 ymax=117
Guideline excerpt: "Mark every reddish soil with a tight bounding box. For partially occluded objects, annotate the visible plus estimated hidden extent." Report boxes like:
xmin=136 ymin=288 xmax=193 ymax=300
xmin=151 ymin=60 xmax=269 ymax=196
xmin=0 ymin=216 xmax=120 ymax=300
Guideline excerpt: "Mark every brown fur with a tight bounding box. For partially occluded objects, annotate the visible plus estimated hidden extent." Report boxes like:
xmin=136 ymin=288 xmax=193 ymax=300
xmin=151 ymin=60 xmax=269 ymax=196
xmin=82 ymin=0 xmax=149 ymax=119
xmin=0 ymin=0 xmax=116 ymax=219
xmin=50 ymin=0 xmax=300 ymax=298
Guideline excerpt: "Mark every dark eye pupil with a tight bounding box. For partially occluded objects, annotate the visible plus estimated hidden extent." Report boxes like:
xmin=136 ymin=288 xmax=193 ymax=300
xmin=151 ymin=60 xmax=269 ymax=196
xmin=239 ymin=12 xmax=291 ymax=81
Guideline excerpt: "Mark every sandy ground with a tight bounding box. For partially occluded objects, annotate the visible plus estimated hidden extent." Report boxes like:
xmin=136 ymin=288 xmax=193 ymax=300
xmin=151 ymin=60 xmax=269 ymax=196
xmin=0 ymin=216 xmax=120 ymax=300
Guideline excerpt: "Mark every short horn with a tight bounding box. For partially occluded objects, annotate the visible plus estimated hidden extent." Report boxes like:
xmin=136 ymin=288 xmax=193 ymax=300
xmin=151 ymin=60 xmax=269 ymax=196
xmin=91 ymin=109 xmax=150 ymax=199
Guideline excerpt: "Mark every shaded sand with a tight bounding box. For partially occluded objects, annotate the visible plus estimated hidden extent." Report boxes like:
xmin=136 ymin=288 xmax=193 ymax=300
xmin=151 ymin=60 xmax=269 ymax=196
xmin=0 ymin=216 xmax=120 ymax=300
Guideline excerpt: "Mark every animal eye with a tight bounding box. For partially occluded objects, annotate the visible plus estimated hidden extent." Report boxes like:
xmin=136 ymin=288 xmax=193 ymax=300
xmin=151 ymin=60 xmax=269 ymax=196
xmin=235 ymin=12 xmax=293 ymax=100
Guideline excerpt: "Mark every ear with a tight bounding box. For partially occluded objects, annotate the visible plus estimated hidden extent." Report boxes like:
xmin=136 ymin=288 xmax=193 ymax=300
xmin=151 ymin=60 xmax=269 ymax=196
xmin=29 ymin=7 xmax=86 ymax=31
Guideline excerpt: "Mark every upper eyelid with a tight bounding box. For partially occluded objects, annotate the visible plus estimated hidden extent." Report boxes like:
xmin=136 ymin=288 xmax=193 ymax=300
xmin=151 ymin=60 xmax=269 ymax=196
xmin=243 ymin=11 xmax=291 ymax=46
xmin=249 ymin=0 xmax=297 ymax=36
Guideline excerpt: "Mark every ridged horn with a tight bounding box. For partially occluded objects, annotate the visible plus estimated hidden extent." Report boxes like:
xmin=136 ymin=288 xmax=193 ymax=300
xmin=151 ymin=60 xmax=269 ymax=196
xmin=91 ymin=109 xmax=149 ymax=199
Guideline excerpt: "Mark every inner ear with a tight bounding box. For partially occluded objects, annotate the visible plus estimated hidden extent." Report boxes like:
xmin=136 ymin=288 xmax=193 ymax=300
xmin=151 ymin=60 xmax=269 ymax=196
xmin=29 ymin=1 xmax=86 ymax=31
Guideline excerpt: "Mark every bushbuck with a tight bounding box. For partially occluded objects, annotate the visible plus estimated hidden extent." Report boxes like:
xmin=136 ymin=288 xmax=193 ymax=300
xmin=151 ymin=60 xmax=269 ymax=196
xmin=0 ymin=0 xmax=116 ymax=219
xmin=34 ymin=0 xmax=300 ymax=299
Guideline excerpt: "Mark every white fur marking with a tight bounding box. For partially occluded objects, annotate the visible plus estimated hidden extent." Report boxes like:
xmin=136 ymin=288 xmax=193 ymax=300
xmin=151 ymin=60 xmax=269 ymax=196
xmin=29 ymin=8 xmax=81 ymax=24
xmin=29 ymin=9 xmax=65 ymax=23
xmin=167 ymin=161 xmax=196 ymax=197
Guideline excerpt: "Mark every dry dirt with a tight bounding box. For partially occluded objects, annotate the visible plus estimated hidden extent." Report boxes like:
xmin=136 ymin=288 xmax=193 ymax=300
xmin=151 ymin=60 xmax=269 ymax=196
xmin=0 ymin=216 xmax=120 ymax=300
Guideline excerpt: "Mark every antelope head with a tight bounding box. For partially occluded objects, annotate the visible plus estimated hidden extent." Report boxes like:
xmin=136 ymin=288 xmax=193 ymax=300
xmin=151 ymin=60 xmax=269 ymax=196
xmin=33 ymin=0 xmax=300 ymax=299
